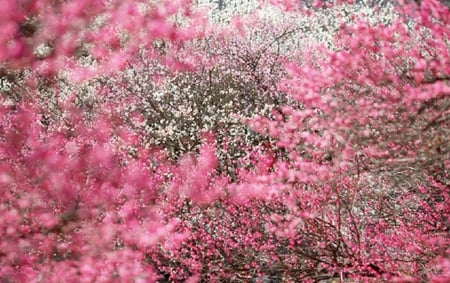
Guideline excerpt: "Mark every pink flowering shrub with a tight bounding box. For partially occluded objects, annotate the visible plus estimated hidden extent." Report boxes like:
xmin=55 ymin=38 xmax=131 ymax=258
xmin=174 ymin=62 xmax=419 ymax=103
xmin=0 ymin=0 xmax=206 ymax=77
xmin=0 ymin=1 xmax=215 ymax=281
xmin=0 ymin=99 xmax=222 ymax=281
xmin=0 ymin=0 xmax=449 ymax=282
xmin=145 ymin=0 xmax=449 ymax=281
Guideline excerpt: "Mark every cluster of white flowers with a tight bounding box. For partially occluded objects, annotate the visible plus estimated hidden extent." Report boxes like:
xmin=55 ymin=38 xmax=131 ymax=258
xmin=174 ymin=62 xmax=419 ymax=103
xmin=98 ymin=1 xmax=399 ymax=162
xmin=195 ymin=0 xmax=398 ymax=51
xmin=11 ymin=1 xmax=401 ymax=167
xmin=194 ymin=0 xmax=260 ymax=22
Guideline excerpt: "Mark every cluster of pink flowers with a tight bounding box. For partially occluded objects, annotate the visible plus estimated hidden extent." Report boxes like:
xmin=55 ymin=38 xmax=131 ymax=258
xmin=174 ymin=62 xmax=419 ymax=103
xmin=0 ymin=0 xmax=448 ymax=282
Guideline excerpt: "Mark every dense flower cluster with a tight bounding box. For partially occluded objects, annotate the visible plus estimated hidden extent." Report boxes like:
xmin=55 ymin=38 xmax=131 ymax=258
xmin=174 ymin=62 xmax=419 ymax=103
xmin=0 ymin=0 xmax=449 ymax=282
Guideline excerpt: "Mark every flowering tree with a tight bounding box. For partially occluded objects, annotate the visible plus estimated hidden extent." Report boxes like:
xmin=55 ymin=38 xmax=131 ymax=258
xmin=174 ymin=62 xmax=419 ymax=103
xmin=245 ymin=0 xmax=449 ymax=281
xmin=0 ymin=0 xmax=217 ymax=282
xmin=1 ymin=0 xmax=449 ymax=282
xmin=145 ymin=0 xmax=449 ymax=281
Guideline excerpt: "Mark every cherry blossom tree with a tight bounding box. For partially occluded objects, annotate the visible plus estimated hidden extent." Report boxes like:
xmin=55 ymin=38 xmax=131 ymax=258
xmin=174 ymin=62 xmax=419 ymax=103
xmin=0 ymin=0 xmax=216 ymax=282
xmin=1 ymin=0 xmax=449 ymax=282
xmin=144 ymin=0 xmax=449 ymax=281
xmin=242 ymin=0 xmax=449 ymax=281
